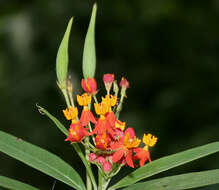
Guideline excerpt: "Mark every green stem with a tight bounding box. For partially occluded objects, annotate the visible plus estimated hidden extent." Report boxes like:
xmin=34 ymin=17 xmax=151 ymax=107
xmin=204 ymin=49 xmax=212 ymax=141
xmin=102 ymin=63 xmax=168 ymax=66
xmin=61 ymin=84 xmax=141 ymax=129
xmin=85 ymin=137 xmax=92 ymax=190
xmin=102 ymin=178 xmax=111 ymax=190
xmin=93 ymin=95 xmax=99 ymax=104
xmin=73 ymin=143 xmax=97 ymax=190
xmin=115 ymin=94 xmax=125 ymax=119
xmin=98 ymin=169 xmax=103 ymax=190
xmin=59 ymin=85 xmax=97 ymax=190
xmin=61 ymin=88 xmax=71 ymax=107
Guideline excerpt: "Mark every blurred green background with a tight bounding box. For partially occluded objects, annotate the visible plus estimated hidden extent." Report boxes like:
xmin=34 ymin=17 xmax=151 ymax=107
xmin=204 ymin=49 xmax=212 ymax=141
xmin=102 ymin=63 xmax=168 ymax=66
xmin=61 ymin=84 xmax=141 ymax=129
xmin=1 ymin=0 xmax=219 ymax=189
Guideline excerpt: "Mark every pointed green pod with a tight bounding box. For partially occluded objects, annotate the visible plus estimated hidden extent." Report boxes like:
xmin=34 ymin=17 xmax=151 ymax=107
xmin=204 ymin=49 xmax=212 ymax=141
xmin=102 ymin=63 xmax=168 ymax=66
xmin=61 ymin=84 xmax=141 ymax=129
xmin=56 ymin=17 xmax=73 ymax=88
xmin=82 ymin=3 xmax=97 ymax=79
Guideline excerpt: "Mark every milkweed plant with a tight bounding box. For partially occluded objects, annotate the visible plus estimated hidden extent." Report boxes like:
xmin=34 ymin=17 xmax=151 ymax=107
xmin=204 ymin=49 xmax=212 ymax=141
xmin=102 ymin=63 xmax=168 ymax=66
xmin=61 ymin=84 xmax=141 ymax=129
xmin=0 ymin=3 xmax=219 ymax=190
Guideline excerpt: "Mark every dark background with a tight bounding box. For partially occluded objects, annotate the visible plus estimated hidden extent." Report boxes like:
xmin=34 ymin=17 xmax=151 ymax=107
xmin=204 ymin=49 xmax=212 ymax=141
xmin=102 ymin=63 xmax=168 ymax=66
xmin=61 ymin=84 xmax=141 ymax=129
xmin=1 ymin=0 xmax=219 ymax=189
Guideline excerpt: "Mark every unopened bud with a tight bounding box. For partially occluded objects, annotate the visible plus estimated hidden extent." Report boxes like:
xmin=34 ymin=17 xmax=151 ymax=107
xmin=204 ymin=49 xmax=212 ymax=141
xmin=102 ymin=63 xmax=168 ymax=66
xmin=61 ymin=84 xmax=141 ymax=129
xmin=103 ymin=73 xmax=114 ymax=94
xmin=103 ymin=161 xmax=112 ymax=173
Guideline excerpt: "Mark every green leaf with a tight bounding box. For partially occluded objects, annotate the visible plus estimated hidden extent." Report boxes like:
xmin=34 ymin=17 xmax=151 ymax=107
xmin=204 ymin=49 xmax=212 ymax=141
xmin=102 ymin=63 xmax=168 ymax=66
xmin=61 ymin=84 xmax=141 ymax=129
xmin=56 ymin=17 xmax=73 ymax=88
xmin=82 ymin=3 xmax=97 ymax=79
xmin=0 ymin=130 xmax=86 ymax=190
xmin=0 ymin=175 xmax=39 ymax=190
xmin=37 ymin=105 xmax=68 ymax=136
xmin=37 ymin=105 xmax=98 ymax=190
xmin=123 ymin=169 xmax=219 ymax=190
xmin=109 ymin=142 xmax=219 ymax=190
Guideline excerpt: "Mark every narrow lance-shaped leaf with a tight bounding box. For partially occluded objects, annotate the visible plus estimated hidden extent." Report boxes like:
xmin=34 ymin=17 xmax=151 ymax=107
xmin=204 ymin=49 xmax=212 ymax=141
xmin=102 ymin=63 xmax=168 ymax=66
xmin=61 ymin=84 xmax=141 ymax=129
xmin=37 ymin=105 xmax=97 ymax=189
xmin=56 ymin=17 xmax=73 ymax=88
xmin=123 ymin=169 xmax=219 ymax=190
xmin=0 ymin=175 xmax=39 ymax=190
xmin=37 ymin=105 xmax=68 ymax=136
xmin=109 ymin=142 xmax=219 ymax=190
xmin=82 ymin=3 xmax=97 ymax=79
xmin=0 ymin=130 xmax=86 ymax=190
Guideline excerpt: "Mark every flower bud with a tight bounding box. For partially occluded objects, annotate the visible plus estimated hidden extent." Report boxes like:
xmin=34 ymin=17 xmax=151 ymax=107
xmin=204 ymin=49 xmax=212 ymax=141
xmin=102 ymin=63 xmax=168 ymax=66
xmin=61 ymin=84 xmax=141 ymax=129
xmin=81 ymin=78 xmax=97 ymax=95
xmin=89 ymin=153 xmax=97 ymax=162
xmin=103 ymin=73 xmax=114 ymax=94
xmin=96 ymin=156 xmax=105 ymax=165
xmin=120 ymin=77 xmax=129 ymax=97
xmin=103 ymin=161 xmax=112 ymax=173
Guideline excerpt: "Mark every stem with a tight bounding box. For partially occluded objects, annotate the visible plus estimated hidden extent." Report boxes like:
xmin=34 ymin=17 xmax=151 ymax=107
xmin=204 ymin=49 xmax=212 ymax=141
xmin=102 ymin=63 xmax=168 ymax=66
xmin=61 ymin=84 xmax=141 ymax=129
xmin=98 ymin=169 xmax=103 ymax=190
xmin=73 ymin=143 xmax=97 ymax=190
xmin=61 ymin=88 xmax=71 ymax=107
xmin=59 ymin=84 xmax=97 ymax=190
xmin=102 ymin=178 xmax=111 ymax=190
xmin=85 ymin=137 xmax=92 ymax=190
xmin=115 ymin=94 xmax=125 ymax=119
xmin=93 ymin=95 xmax=99 ymax=104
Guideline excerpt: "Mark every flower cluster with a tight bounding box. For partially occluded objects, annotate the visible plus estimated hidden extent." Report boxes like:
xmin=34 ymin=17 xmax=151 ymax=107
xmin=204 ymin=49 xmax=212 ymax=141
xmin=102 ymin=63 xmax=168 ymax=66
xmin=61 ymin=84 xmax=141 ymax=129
xmin=63 ymin=74 xmax=157 ymax=174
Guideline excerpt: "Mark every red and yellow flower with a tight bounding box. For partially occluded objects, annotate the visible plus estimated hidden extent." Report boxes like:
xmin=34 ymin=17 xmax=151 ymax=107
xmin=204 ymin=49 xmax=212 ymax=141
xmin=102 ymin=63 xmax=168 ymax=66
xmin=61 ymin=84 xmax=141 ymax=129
xmin=111 ymin=128 xmax=141 ymax=168
xmin=77 ymin=93 xmax=96 ymax=126
xmin=65 ymin=122 xmax=89 ymax=142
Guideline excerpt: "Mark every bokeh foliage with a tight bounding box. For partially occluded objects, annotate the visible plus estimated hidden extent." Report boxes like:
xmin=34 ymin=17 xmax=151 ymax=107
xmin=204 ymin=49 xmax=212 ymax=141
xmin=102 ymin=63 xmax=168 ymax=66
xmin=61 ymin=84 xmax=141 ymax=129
xmin=0 ymin=0 xmax=219 ymax=189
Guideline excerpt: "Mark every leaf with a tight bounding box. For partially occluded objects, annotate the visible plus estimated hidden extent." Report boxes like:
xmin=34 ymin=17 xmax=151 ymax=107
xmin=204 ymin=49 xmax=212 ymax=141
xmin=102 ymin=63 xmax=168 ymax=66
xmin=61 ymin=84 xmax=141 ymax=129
xmin=37 ymin=105 xmax=98 ymax=189
xmin=56 ymin=17 xmax=73 ymax=88
xmin=0 ymin=130 xmax=86 ymax=190
xmin=82 ymin=3 xmax=97 ymax=79
xmin=37 ymin=105 xmax=68 ymax=136
xmin=109 ymin=142 xmax=219 ymax=190
xmin=0 ymin=175 xmax=39 ymax=190
xmin=123 ymin=169 xmax=219 ymax=190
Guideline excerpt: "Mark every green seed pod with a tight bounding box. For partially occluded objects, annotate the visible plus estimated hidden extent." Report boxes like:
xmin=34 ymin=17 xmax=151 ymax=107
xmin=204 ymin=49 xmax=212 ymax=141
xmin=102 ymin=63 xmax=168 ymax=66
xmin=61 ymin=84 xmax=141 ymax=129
xmin=82 ymin=3 xmax=97 ymax=79
xmin=56 ymin=17 xmax=73 ymax=89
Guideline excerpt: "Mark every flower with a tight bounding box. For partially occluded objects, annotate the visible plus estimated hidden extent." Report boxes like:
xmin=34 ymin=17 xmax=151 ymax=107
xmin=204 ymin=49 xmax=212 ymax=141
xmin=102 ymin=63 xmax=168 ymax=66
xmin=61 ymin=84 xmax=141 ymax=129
xmin=111 ymin=128 xmax=141 ymax=168
xmin=77 ymin=93 xmax=92 ymax=106
xmin=95 ymin=133 xmax=110 ymax=150
xmin=80 ymin=106 xmax=97 ymax=126
xmin=65 ymin=122 xmax=89 ymax=142
xmin=115 ymin=120 xmax=126 ymax=131
xmin=81 ymin=78 xmax=97 ymax=95
xmin=77 ymin=93 xmax=97 ymax=126
xmin=133 ymin=134 xmax=157 ymax=166
xmin=63 ymin=106 xmax=78 ymax=124
xmin=143 ymin=133 xmax=158 ymax=147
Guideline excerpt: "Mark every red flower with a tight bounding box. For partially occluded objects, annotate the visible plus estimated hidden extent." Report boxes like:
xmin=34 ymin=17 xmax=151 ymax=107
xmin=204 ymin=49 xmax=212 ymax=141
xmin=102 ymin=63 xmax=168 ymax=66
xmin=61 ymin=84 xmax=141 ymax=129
xmin=112 ymin=147 xmax=134 ymax=168
xmin=106 ymin=111 xmax=116 ymax=127
xmin=80 ymin=107 xmax=97 ymax=126
xmin=65 ymin=122 xmax=89 ymax=142
xmin=111 ymin=128 xmax=141 ymax=168
xmin=133 ymin=148 xmax=151 ymax=166
xmin=81 ymin=78 xmax=97 ymax=95
xmin=95 ymin=133 xmax=110 ymax=150
xmin=92 ymin=116 xmax=115 ymax=136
